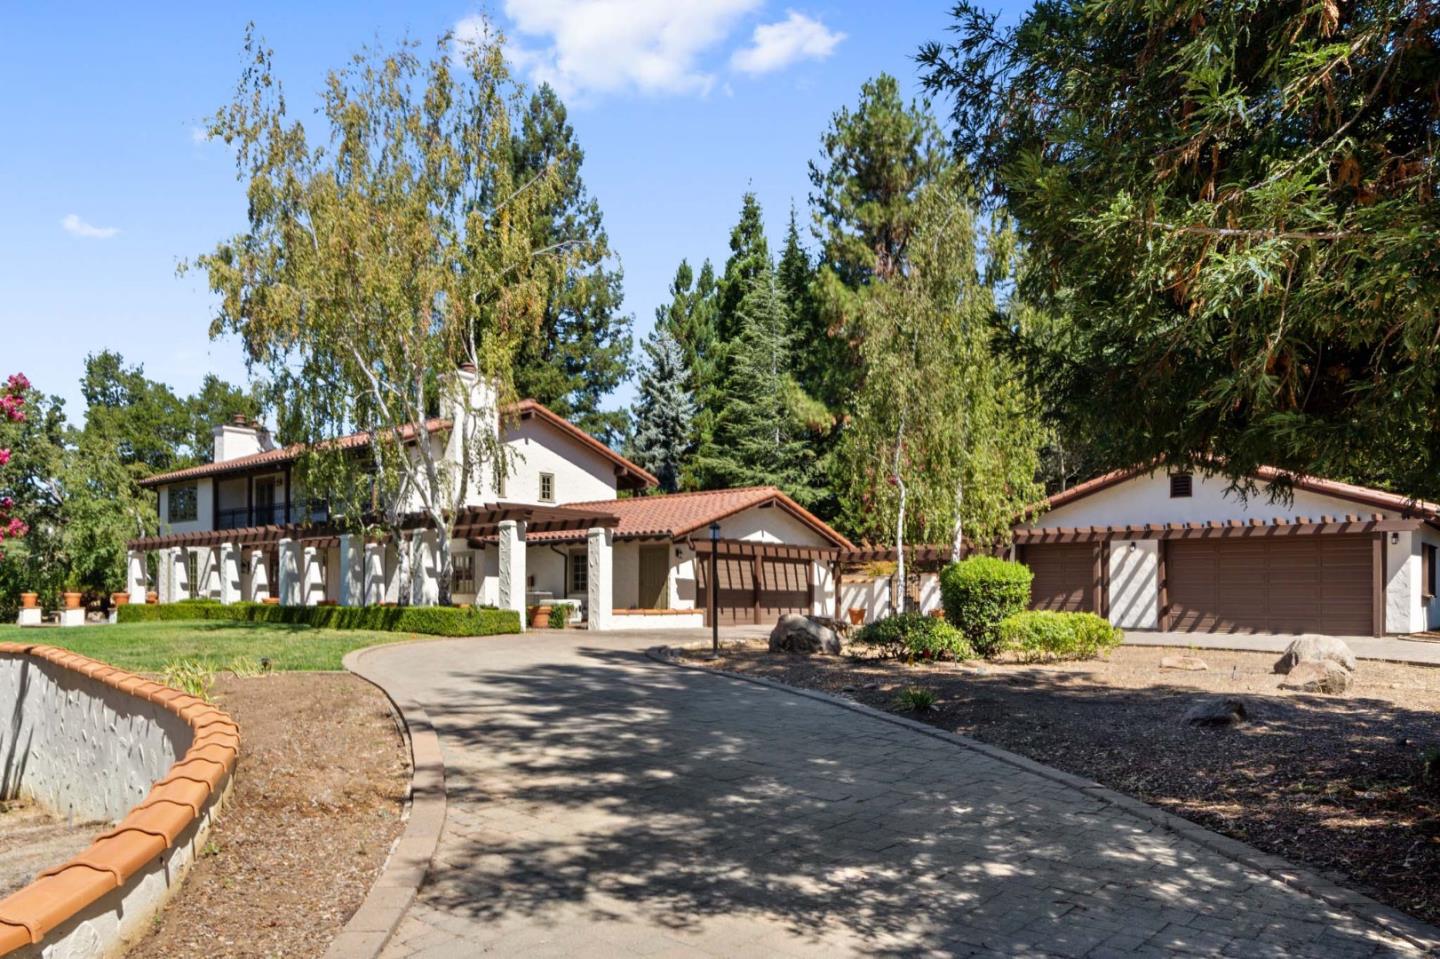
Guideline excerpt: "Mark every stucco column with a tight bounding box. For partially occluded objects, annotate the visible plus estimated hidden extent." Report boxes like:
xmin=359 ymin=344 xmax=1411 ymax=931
xmin=219 ymin=543 xmax=240 ymax=605
xmin=199 ymin=547 xmax=223 ymax=600
xmin=155 ymin=548 xmax=172 ymax=603
xmin=587 ymin=526 xmax=614 ymax=632
xmin=338 ymin=535 xmax=363 ymax=606
xmin=247 ymin=549 xmax=269 ymax=602
xmin=363 ymin=543 xmax=385 ymax=606
xmin=127 ymin=550 xmax=147 ymax=604
xmin=171 ymin=548 xmax=190 ymax=601
xmin=498 ymin=519 xmax=527 ymax=630
xmin=410 ymin=531 xmax=440 ymax=607
xmin=277 ymin=538 xmax=301 ymax=606
xmin=302 ymin=545 xmax=322 ymax=606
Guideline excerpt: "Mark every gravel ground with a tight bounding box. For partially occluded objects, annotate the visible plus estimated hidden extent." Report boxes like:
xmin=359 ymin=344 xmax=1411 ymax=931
xmin=684 ymin=641 xmax=1440 ymax=928
xmin=0 ymin=799 xmax=103 ymax=899
xmin=127 ymin=672 xmax=409 ymax=959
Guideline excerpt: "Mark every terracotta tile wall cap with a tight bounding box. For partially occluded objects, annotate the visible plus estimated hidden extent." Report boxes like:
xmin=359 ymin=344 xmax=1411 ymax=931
xmin=0 ymin=645 xmax=240 ymax=953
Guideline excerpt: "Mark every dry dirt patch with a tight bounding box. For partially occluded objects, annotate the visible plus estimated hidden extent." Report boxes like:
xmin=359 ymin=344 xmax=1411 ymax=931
xmin=684 ymin=641 xmax=1440 ymax=928
xmin=0 ymin=799 xmax=103 ymax=899
xmin=127 ymin=672 xmax=408 ymax=959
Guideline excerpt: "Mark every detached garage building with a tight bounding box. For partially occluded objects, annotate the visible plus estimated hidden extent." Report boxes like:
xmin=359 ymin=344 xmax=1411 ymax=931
xmin=1016 ymin=468 xmax=1440 ymax=637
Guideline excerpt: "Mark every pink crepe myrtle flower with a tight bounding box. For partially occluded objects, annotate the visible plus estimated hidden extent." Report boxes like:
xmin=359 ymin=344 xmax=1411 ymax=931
xmin=0 ymin=449 xmax=9 ymax=467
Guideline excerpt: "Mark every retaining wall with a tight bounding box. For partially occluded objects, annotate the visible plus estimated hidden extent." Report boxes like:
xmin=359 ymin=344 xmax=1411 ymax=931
xmin=0 ymin=643 xmax=238 ymax=958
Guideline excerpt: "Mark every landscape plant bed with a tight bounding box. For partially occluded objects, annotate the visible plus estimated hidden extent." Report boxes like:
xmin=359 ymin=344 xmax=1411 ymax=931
xmin=682 ymin=641 xmax=1440 ymax=928
xmin=0 ymin=799 xmax=102 ymax=900
xmin=127 ymin=671 xmax=408 ymax=958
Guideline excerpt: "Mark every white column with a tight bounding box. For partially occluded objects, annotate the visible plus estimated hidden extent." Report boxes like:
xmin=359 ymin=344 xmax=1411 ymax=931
xmin=363 ymin=543 xmax=385 ymax=606
xmin=195 ymin=547 xmax=219 ymax=600
xmin=411 ymin=531 xmax=439 ymax=607
xmin=173 ymin=548 xmax=192 ymax=600
xmin=587 ymin=526 xmax=614 ymax=632
xmin=302 ymin=545 xmax=322 ymax=606
xmin=383 ymin=542 xmax=401 ymax=605
xmin=498 ymin=519 xmax=527 ymax=630
xmin=339 ymin=535 xmax=363 ymax=606
xmin=127 ymin=550 xmax=147 ymax=604
xmin=219 ymin=543 xmax=240 ymax=604
xmin=248 ymin=548 xmax=270 ymax=602
xmin=278 ymin=538 xmax=301 ymax=606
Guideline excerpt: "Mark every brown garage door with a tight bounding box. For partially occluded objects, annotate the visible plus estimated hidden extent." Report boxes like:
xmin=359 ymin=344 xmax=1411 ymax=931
xmin=1167 ymin=537 xmax=1373 ymax=634
xmin=697 ymin=553 xmax=811 ymax=625
xmin=1024 ymin=543 xmax=1098 ymax=612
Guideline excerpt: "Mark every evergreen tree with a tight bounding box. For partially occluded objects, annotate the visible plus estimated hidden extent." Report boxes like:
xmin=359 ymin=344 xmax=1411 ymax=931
xmin=655 ymin=259 xmax=721 ymax=488
xmin=629 ymin=326 xmax=697 ymax=494
xmin=716 ymin=192 xmax=770 ymax=342
xmin=699 ymin=269 xmax=821 ymax=505
xmin=511 ymin=83 xmax=632 ymax=442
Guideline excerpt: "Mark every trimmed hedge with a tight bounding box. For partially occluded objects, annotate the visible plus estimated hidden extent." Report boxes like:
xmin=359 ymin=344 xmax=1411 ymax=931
xmin=855 ymin=612 xmax=975 ymax=661
xmin=939 ymin=556 xmax=1033 ymax=657
xmin=117 ymin=601 xmax=520 ymax=637
xmin=996 ymin=610 xmax=1124 ymax=663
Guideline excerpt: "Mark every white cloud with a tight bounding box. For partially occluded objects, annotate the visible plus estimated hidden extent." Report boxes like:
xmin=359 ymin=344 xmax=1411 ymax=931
xmin=477 ymin=0 xmax=761 ymax=100
xmin=61 ymin=214 xmax=119 ymax=239
xmin=731 ymin=10 xmax=844 ymax=75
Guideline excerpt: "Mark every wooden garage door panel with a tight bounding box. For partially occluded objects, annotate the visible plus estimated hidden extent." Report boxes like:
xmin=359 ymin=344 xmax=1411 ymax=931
xmin=1168 ymin=537 xmax=1372 ymax=635
xmin=698 ymin=554 xmax=811 ymax=625
xmin=1026 ymin=544 xmax=1096 ymax=613
xmin=760 ymin=558 xmax=810 ymax=619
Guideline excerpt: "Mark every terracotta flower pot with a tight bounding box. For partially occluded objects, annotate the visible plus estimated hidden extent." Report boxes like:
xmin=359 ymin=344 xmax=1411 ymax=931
xmin=530 ymin=605 xmax=553 ymax=629
xmin=63 ymin=591 xmax=83 ymax=610
xmin=262 ymin=596 xmax=281 ymax=606
xmin=20 ymin=592 xmax=37 ymax=609
xmin=847 ymin=607 xmax=865 ymax=626
xmin=146 ymin=591 xmax=158 ymax=605
xmin=111 ymin=592 xmax=130 ymax=607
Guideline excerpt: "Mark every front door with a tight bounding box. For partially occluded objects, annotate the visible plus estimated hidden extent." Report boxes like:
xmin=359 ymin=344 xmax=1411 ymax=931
xmin=638 ymin=545 xmax=669 ymax=609
xmin=254 ymin=478 xmax=277 ymax=524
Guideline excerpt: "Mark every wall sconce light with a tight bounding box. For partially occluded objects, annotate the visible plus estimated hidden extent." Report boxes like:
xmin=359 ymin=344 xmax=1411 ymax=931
xmin=1391 ymin=532 xmax=1400 ymax=545
xmin=1128 ymin=542 xmax=1137 ymax=552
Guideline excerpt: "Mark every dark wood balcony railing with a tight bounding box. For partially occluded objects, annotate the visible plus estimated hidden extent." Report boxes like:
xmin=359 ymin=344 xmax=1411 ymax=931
xmin=215 ymin=502 xmax=329 ymax=530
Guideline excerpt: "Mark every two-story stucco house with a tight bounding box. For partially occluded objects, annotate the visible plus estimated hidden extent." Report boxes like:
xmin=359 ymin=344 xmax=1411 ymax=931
xmin=123 ymin=371 xmax=853 ymax=631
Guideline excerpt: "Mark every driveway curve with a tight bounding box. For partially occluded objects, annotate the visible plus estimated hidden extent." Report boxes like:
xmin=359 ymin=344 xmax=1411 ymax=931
xmin=353 ymin=630 xmax=1433 ymax=958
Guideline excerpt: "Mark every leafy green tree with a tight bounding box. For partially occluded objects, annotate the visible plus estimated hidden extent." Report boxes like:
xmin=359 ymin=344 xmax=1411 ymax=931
xmin=835 ymin=178 xmax=1042 ymax=591
xmin=193 ymin=24 xmax=571 ymax=605
xmin=629 ymin=326 xmax=696 ymax=493
xmin=0 ymin=382 xmax=66 ymax=614
xmin=511 ymin=83 xmax=632 ymax=442
xmin=698 ymin=269 xmax=822 ymax=504
xmin=920 ymin=1 xmax=1440 ymax=498
xmin=716 ymin=192 xmax=771 ymax=342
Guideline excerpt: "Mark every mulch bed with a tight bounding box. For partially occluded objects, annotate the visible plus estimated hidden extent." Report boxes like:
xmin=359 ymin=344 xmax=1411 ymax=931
xmin=684 ymin=641 xmax=1440 ymax=928
xmin=0 ymin=799 xmax=103 ymax=899
xmin=127 ymin=672 xmax=409 ymax=958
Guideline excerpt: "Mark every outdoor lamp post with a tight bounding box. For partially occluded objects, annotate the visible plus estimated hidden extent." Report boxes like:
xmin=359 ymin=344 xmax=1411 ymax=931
xmin=709 ymin=521 xmax=721 ymax=657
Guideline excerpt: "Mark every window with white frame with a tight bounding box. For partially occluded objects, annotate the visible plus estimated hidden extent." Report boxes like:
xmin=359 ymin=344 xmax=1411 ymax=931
xmin=540 ymin=472 xmax=555 ymax=502
xmin=168 ymin=483 xmax=198 ymax=523
xmin=569 ymin=550 xmax=587 ymax=595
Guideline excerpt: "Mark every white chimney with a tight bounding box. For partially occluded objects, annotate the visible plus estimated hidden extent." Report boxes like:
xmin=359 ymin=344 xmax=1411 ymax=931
xmin=212 ymin=413 xmax=275 ymax=463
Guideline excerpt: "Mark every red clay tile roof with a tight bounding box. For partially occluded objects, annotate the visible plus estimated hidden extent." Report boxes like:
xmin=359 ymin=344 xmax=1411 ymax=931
xmin=1042 ymin=464 xmax=1440 ymax=519
xmin=515 ymin=486 xmax=855 ymax=549
xmin=138 ymin=401 xmax=657 ymax=491
xmin=0 ymin=643 xmax=238 ymax=953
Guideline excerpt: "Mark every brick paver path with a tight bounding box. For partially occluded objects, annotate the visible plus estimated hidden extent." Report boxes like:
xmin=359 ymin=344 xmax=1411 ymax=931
xmin=358 ymin=630 xmax=1431 ymax=958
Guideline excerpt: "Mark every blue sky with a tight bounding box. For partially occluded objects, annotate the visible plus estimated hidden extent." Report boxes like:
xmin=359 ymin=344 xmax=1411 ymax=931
xmin=0 ymin=2 xmax=1004 ymax=424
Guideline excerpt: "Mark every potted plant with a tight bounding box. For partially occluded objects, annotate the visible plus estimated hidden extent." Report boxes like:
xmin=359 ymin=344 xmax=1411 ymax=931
xmin=146 ymin=591 xmax=158 ymax=604
xmin=529 ymin=604 xmax=553 ymax=629
xmin=20 ymin=592 xmax=37 ymax=609
xmin=847 ymin=607 xmax=866 ymax=626
xmin=111 ymin=591 xmax=130 ymax=607
xmin=548 ymin=604 xmax=571 ymax=629
xmin=62 ymin=578 xmax=84 ymax=610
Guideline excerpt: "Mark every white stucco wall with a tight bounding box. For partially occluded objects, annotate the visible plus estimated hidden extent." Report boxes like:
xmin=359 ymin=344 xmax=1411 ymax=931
xmin=1036 ymin=471 xmax=1389 ymax=528
xmin=502 ymin=418 xmax=618 ymax=506
xmin=157 ymin=478 xmax=215 ymax=536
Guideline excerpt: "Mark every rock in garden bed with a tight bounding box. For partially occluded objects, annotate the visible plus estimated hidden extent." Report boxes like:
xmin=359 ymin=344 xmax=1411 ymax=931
xmin=1273 ymin=634 xmax=1357 ymax=674
xmin=1180 ymin=696 xmax=1248 ymax=727
xmin=1278 ymin=659 xmax=1352 ymax=695
xmin=1160 ymin=654 xmax=1209 ymax=671
xmin=768 ymin=613 xmax=841 ymax=655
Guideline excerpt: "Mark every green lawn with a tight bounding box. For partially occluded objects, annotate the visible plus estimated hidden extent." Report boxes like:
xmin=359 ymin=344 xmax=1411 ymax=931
xmin=0 ymin=620 xmax=415 ymax=672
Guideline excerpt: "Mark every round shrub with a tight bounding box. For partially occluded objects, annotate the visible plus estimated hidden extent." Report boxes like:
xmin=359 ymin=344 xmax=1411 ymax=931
xmin=996 ymin=610 xmax=1124 ymax=663
xmin=855 ymin=612 xmax=975 ymax=661
xmin=939 ymin=556 xmax=1033 ymax=656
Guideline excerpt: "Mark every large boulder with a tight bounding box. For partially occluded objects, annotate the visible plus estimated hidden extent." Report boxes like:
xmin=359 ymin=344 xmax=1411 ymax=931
xmin=1279 ymin=660 xmax=1353 ymax=695
xmin=768 ymin=614 xmax=841 ymax=656
xmin=1181 ymin=696 xmax=1248 ymax=728
xmin=1273 ymin=635 xmax=1357 ymax=674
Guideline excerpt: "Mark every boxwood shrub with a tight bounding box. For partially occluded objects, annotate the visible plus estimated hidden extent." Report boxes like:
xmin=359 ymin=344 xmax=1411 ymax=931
xmin=117 ymin=601 xmax=520 ymax=637
xmin=854 ymin=612 xmax=975 ymax=661
xmin=996 ymin=610 xmax=1123 ymax=663
xmin=939 ymin=556 xmax=1033 ymax=656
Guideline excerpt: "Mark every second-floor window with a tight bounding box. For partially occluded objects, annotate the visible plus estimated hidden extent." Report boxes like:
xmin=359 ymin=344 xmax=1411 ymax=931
xmin=169 ymin=484 xmax=198 ymax=523
xmin=540 ymin=472 xmax=555 ymax=502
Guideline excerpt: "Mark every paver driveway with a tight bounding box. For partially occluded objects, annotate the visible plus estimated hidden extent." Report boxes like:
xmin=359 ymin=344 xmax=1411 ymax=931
xmin=355 ymin=630 xmax=1431 ymax=958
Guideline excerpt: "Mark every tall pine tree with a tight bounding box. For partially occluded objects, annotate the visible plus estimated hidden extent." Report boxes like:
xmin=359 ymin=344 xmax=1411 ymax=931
xmin=654 ymin=259 xmax=720 ymax=488
xmin=511 ymin=83 xmax=632 ymax=442
xmin=629 ymin=326 xmax=697 ymax=494
xmin=716 ymin=192 xmax=770 ymax=342
xmin=698 ymin=267 xmax=821 ymax=505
